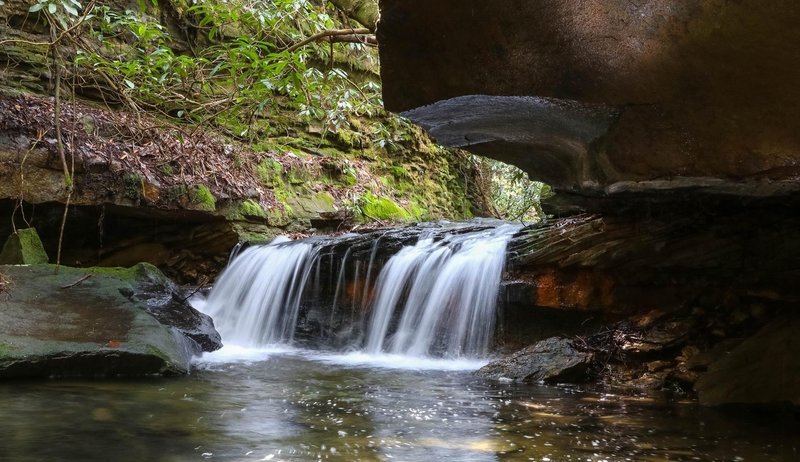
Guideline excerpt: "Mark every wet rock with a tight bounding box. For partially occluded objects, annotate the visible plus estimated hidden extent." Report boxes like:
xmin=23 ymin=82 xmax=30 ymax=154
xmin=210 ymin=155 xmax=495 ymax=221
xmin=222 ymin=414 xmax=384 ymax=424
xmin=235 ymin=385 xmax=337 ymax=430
xmin=620 ymin=320 xmax=692 ymax=356
xmin=695 ymin=316 xmax=800 ymax=406
xmin=126 ymin=262 xmax=222 ymax=352
xmin=0 ymin=263 xmax=221 ymax=378
xmin=476 ymin=337 xmax=594 ymax=383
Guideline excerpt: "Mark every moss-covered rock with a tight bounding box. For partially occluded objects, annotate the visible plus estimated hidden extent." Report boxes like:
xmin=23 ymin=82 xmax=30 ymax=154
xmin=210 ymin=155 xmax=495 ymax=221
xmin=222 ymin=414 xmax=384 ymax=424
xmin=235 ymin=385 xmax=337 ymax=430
xmin=0 ymin=227 xmax=49 ymax=264
xmin=287 ymin=191 xmax=338 ymax=219
xmin=228 ymin=199 xmax=267 ymax=220
xmin=359 ymin=192 xmax=410 ymax=221
xmin=256 ymin=159 xmax=284 ymax=188
xmin=0 ymin=263 xmax=221 ymax=378
xmin=190 ymin=184 xmax=216 ymax=211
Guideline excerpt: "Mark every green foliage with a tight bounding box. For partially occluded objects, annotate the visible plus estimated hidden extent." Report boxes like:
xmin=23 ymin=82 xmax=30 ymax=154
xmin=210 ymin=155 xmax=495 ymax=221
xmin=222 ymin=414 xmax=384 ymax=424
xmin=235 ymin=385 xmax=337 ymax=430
xmin=65 ymin=0 xmax=384 ymax=137
xmin=481 ymin=158 xmax=552 ymax=223
xmin=29 ymin=0 xmax=83 ymax=29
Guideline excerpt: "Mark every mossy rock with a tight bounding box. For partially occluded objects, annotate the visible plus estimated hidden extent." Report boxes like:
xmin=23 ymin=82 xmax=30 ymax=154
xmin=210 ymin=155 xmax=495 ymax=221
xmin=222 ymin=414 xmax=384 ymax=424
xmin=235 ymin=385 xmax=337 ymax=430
xmin=0 ymin=228 xmax=49 ymax=264
xmin=359 ymin=192 xmax=411 ymax=221
xmin=190 ymin=184 xmax=216 ymax=211
xmin=231 ymin=222 xmax=281 ymax=243
xmin=287 ymin=164 xmax=311 ymax=185
xmin=287 ymin=191 xmax=338 ymax=219
xmin=227 ymin=199 xmax=267 ymax=221
xmin=256 ymin=159 xmax=284 ymax=188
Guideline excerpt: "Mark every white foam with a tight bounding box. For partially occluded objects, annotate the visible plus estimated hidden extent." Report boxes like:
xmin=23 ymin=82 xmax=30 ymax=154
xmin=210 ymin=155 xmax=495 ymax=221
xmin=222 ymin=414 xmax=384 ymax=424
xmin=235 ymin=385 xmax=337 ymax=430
xmin=307 ymin=351 xmax=490 ymax=371
xmin=193 ymin=344 xmax=297 ymax=366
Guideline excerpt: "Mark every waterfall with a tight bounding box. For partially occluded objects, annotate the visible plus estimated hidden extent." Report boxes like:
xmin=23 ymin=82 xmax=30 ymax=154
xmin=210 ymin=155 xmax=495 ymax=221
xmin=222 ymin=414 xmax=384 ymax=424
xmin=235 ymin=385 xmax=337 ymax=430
xmin=202 ymin=236 xmax=319 ymax=347
xmin=366 ymin=225 xmax=518 ymax=357
xmin=201 ymin=223 xmax=520 ymax=357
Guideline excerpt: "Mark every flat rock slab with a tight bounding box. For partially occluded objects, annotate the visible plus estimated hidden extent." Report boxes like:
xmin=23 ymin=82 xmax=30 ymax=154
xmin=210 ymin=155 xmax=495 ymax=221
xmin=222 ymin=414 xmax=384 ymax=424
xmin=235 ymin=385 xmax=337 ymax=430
xmin=476 ymin=337 xmax=594 ymax=383
xmin=0 ymin=264 xmax=218 ymax=378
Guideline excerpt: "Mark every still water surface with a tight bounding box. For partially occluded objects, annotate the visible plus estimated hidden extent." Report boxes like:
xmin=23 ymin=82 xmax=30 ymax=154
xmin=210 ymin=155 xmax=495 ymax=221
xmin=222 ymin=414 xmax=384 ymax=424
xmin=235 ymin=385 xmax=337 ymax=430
xmin=0 ymin=348 xmax=796 ymax=462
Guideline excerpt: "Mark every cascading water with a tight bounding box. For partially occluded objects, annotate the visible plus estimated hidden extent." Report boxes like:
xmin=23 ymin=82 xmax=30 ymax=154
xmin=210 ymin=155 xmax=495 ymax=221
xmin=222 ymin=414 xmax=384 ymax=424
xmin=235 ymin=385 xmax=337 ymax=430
xmin=202 ymin=236 xmax=319 ymax=347
xmin=200 ymin=222 xmax=520 ymax=358
xmin=366 ymin=225 xmax=518 ymax=357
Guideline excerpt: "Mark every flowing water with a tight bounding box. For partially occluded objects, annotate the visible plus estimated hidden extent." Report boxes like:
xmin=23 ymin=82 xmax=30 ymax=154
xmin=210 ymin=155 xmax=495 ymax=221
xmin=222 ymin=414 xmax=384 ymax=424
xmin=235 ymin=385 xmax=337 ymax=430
xmin=202 ymin=223 xmax=520 ymax=357
xmin=0 ymin=350 xmax=796 ymax=461
xmin=1 ymin=224 xmax=797 ymax=460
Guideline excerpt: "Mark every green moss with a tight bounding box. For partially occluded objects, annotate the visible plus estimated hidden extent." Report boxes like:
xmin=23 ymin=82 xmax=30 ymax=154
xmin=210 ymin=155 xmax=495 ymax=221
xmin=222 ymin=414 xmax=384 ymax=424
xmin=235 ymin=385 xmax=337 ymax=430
xmin=0 ymin=341 xmax=17 ymax=357
xmin=190 ymin=184 xmax=216 ymax=211
xmin=266 ymin=206 xmax=292 ymax=227
xmin=239 ymin=199 xmax=267 ymax=218
xmin=341 ymin=168 xmax=358 ymax=186
xmin=167 ymin=184 xmax=188 ymax=202
xmin=17 ymin=229 xmax=48 ymax=261
xmin=84 ymin=262 xmax=164 ymax=283
xmin=287 ymin=165 xmax=310 ymax=185
xmin=359 ymin=192 xmax=410 ymax=221
xmin=408 ymin=199 xmax=430 ymax=221
xmin=159 ymin=164 xmax=174 ymax=175
xmin=256 ymin=159 xmax=283 ymax=188
xmin=332 ymin=129 xmax=362 ymax=148
xmin=123 ymin=173 xmax=143 ymax=200
xmin=389 ymin=165 xmax=409 ymax=179
xmin=0 ymin=228 xmax=49 ymax=265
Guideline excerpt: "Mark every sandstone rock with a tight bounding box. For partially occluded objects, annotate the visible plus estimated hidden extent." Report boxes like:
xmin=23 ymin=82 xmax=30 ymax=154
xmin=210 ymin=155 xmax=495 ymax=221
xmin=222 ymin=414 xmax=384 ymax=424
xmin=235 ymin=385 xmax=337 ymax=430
xmin=476 ymin=337 xmax=594 ymax=383
xmin=378 ymin=0 xmax=800 ymax=205
xmin=694 ymin=316 xmax=800 ymax=406
xmin=0 ymin=263 xmax=221 ymax=378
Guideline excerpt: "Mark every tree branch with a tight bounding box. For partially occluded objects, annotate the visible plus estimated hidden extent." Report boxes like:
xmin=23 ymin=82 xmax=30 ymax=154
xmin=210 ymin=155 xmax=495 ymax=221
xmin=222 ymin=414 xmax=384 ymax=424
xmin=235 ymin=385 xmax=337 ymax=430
xmin=284 ymin=27 xmax=373 ymax=53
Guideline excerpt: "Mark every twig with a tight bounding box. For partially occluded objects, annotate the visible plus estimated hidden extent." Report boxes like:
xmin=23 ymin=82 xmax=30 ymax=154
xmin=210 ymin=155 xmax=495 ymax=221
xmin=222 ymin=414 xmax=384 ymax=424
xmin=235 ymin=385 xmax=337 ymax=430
xmin=181 ymin=275 xmax=209 ymax=303
xmin=61 ymin=273 xmax=92 ymax=289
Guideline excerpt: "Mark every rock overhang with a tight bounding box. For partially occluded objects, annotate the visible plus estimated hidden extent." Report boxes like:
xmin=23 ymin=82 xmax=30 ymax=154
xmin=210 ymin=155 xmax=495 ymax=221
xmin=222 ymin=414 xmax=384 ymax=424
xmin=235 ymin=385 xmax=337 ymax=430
xmin=377 ymin=0 xmax=800 ymax=208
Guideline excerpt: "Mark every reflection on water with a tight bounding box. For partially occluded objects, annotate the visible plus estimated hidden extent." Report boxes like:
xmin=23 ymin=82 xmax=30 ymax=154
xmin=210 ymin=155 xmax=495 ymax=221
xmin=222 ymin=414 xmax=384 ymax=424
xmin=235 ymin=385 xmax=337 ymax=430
xmin=0 ymin=350 xmax=797 ymax=462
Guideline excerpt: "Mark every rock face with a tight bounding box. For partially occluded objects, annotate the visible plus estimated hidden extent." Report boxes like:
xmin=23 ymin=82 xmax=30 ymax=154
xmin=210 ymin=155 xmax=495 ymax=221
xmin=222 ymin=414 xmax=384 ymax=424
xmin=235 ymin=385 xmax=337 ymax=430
xmin=695 ymin=316 xmax=800 ymax=406
xmin=0 ymin=263 xmax=221 ymax=378
xmin=476 ymin=337 xmax=594 ymax=383
xmin=378 ymin=0 xmax=800 ymax=203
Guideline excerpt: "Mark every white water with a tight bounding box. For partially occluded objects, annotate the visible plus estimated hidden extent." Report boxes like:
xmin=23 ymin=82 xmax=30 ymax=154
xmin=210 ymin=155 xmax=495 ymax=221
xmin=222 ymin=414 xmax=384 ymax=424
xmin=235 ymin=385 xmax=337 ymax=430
xmin=200 ymin=223 xmax=520 ymax=364
xmin=366 ymin=225 xmax=519 ymax=357
xmin=202 ymin=236 xmax=319 ymax=347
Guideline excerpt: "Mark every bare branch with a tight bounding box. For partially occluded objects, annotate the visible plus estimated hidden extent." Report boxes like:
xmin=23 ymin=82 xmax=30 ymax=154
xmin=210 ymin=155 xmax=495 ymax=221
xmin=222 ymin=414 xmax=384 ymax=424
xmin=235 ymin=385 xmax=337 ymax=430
xmin=284 ymin=27 xmax=373 ymax=53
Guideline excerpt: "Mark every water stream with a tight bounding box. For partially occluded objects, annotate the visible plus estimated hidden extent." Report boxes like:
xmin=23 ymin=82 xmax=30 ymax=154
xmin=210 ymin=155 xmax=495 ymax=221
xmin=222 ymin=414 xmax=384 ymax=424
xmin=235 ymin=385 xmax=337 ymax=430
xmin=1 ymin=223 xmax=796 ymax=460
xmin=0 ymin=351 xmax=795 ymax=461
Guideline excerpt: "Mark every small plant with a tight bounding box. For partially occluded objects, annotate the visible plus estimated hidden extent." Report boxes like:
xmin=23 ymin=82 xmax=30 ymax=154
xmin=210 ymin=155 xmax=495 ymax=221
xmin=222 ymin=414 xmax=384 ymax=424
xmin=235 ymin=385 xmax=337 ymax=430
xmin=122 ymin=173 xmax=143 ymax=200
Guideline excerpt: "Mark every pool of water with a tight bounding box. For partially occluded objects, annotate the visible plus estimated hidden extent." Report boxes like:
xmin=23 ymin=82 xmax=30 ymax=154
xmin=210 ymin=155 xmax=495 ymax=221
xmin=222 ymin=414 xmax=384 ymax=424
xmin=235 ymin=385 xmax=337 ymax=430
xmin=0 ymin=348 xmax=796 ymax=462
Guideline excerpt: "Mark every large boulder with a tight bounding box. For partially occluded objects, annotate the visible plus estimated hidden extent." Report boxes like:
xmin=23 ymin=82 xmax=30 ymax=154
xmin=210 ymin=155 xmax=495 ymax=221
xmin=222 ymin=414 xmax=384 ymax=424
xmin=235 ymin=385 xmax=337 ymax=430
xmin=378 ymin=0 xmax=800 ymax=205
xmin=695 ymin=316 xmax=800 ymax=406
xmin=476 ymin=337 xmax=594 ymax=383
xmin=0 ymin=263 xmax=221 ymax=378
